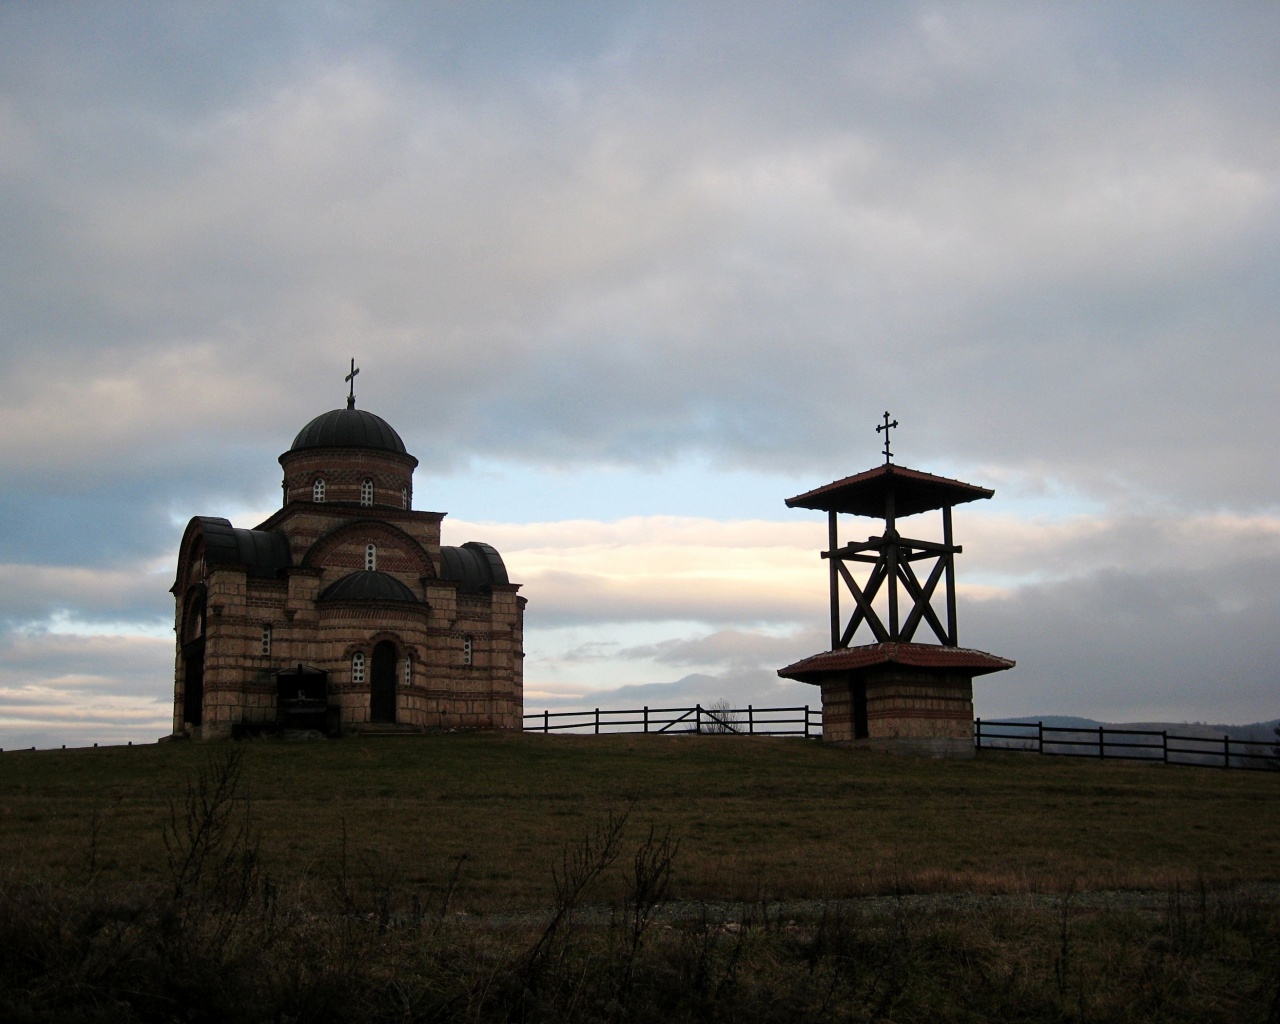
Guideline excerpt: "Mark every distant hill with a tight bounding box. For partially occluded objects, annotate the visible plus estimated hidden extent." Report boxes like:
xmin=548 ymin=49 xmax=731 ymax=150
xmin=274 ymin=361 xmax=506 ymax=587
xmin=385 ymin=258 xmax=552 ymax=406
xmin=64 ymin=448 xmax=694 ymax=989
xmin=990 ymin=717 xmax=1279 ymax=743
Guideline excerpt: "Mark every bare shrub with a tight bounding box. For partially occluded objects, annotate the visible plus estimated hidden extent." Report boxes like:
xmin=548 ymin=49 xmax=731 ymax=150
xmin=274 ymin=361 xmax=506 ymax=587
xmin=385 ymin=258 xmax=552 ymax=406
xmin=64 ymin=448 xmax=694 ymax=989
xmin=702 ymin=698 xmax=743 ymax=734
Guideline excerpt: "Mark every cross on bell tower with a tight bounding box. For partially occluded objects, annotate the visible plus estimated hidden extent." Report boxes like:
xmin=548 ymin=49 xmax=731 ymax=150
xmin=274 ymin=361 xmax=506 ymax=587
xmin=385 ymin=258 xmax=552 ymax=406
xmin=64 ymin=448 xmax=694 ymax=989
xmin=777 ymin=415 xmax=1014 ymax=757
xmin=876 ymin=410 xmax=898 ymax=464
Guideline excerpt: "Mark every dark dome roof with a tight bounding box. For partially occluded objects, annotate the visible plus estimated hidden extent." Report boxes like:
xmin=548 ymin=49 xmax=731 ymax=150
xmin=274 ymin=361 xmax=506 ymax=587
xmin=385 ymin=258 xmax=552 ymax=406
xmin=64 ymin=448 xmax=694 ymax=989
xmin=439 ymin=542 xmax=509 ymax=593
xmin=318 ymin=570 xmax=418 ymax=603
xmin=196 ymin=518 xmax=292 ymax=577
xmin=290 ymin=407 xmax=407 ymax=454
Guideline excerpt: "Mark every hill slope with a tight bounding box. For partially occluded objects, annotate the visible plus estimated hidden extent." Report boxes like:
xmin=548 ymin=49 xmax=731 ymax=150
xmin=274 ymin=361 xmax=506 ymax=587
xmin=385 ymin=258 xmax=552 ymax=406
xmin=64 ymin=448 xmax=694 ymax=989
xmin=2 ymin=732 xmax=1278 ymax=905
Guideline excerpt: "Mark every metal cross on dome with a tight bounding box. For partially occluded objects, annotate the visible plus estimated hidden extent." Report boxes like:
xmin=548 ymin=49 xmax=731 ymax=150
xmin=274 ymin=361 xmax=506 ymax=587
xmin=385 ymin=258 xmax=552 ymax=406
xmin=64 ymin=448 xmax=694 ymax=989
xmin=345 ymin=358 xmax=360 ymax=409
xmin=876 ymin=410 xmax=898 ymax=464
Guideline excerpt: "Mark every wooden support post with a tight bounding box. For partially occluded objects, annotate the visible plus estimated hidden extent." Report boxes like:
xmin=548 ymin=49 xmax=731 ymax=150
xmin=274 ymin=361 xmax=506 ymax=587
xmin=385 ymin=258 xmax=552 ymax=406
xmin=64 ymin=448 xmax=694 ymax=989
xmin=804 ymin=705 xmax=810 ymax=738
xmin=1098 ymin=725 xmax=1105 ymax=759
xmin=594 ymin=708 xmax=600 ymax=735
xmin=1162 ymin=730 xmax=1168 ymax=763
xmin=696 ymin=705 xmax=702 ymax=734
xmin=828 ymin=510 xmax=840 ymax=648
xmin=543 ymin=709 xmax=549 ymax=734
xmin=643 ymin=706 xmax=649 ymax=733
xmin=748 ymin=705 xmax=754 ymax=735
xmin=1038 ymin=720 xmax=1044 ymax=754
xmin=1223 ymin=735 xmax=1230 ymax=769
xmin=975 ymin=717 xmax=981 ymax=750
xmin=885 ymin=490 xmax=899 ymax=639
xmin=943 ymin=504 xmax=958 ymax=645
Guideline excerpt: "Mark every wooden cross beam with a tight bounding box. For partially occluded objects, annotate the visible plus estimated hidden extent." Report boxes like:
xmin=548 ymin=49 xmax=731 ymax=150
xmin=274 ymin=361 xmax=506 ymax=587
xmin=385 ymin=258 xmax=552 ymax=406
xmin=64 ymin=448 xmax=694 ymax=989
xmin=825 ymin=527 xmax=959 ymax=647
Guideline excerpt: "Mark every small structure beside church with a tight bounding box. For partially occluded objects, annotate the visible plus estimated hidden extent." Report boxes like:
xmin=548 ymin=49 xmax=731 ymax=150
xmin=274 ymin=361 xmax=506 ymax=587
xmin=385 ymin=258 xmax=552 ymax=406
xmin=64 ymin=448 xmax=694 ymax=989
xmin=171 ymin=363 xmax=524 ymax=739
xmin=778 ymin=414 xmax=1013 ymax=757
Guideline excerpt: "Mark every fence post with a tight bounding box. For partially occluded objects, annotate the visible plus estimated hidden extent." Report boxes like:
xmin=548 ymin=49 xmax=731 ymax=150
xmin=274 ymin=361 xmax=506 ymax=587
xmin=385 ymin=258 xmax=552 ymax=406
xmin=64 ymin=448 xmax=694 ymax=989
xmin=1162 ymin=730 xmax=1168 ymax=764
xmin=1223 ymin=734 xmax=1230 ymax=769
xmin=975 ymin=717 xmax=982 ymax=750
xmin=804 ymin=705 xmax=810 ymax=739
xmin=543 ymin=709 xmax=549 ymax=734
xmin=1098 ymin=725 xmax=1105 ymax=759
xmin=595 ymin=708 xmax=600 ymax=735
xmin=1038 ymin=720 xmax=1044 ymax=755
xmin=747 ymin=704 xmax=754 ymax=735
xmin=643 ymin=706 xmax=649 ymax=733
xmin=696 ymin=705 xmax=702 ymax=734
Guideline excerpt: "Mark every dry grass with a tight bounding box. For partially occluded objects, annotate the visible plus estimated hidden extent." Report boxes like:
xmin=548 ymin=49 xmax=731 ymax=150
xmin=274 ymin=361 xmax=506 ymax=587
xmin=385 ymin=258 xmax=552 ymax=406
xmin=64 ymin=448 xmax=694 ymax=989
xmin=2 ymin=740 xmax=1279 ymax=1022
xmin=2 ymin=732 xmax=1278 ymax=907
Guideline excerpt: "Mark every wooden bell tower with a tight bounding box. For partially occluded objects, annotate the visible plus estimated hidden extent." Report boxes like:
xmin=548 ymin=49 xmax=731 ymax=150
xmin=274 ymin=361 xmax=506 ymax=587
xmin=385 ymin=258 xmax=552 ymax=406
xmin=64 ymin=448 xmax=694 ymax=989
xmin=778 ymin=414 xmax=1014 ymax=757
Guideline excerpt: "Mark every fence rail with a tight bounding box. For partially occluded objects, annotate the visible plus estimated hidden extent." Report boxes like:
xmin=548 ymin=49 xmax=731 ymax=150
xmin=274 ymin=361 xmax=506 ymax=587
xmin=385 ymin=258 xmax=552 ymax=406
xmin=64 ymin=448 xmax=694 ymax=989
xmin=522 ymin=708 xmax=1279 ymax=772
xmin=976 ymin=719 xmax=1280 ymax=771
xmin=523 ymin=704 xmax=821 ymax=738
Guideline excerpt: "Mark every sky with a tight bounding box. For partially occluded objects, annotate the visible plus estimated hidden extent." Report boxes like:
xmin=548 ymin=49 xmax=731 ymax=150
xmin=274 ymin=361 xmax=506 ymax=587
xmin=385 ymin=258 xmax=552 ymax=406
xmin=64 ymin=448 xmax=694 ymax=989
xmin=1 ymin=2 xmax=1278 ymax=748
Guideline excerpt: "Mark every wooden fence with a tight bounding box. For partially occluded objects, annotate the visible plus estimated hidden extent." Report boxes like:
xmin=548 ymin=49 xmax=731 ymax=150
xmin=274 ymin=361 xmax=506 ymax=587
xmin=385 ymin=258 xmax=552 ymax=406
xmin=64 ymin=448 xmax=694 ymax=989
xmin=523 ymin=708 xmax=1279 ymax=772
xmin=523 ymin=704 xmax=821 ymax=738
xmin=975 ymin=719 xmax=1280 ymax=771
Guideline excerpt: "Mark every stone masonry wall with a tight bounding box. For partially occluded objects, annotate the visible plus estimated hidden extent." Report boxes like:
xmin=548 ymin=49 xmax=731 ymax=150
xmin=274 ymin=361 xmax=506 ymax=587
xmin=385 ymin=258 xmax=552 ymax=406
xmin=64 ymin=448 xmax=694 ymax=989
xmin=819 ymin=666 xmax=975 ymax=745
xmin=280 ymin=448 xmax=418 ymax=509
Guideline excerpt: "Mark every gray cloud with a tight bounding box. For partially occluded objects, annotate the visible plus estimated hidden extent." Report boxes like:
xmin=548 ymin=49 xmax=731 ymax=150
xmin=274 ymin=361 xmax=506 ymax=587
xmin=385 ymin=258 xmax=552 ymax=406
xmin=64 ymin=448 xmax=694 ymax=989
xmin=2 ymin=4 xmax=1277 ymax=501
xmin=967 ymin=555 xmax=1280 ymax=724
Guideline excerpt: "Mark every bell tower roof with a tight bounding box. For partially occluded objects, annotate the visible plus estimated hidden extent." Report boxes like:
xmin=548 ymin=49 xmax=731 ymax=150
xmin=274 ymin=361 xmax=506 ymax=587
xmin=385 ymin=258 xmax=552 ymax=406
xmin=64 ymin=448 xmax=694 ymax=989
xmin=785 ymin=463 xmax=993 ymax=519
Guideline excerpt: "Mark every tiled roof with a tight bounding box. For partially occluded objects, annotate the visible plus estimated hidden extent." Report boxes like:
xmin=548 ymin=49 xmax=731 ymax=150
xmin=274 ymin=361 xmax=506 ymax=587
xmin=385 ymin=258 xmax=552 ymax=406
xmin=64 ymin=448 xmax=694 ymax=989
xmin=779 ymin=642 xmax=1014 ymax=682
xmin=785 ymin=464 xmax=993 ymax=518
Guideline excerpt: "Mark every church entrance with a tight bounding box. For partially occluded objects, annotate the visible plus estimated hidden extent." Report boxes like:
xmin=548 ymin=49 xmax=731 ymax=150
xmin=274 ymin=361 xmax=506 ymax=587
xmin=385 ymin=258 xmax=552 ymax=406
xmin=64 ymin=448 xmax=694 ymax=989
xmin=370 ymin=641 xmax=397 ymax=723
xmin=181 ymin=587 xmax=207 ymax=728
xmin=182 ymin=640 xmax=205 ymax=727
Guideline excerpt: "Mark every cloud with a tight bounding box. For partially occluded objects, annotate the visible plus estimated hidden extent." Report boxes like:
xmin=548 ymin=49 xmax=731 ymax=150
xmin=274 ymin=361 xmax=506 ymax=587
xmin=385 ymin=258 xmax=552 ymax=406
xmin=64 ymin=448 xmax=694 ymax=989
xmin=526 ymin=669 xmax=814 ymax=715
xmin=0 ymin=632 xmax=173 ymax=748
xmin=1 ymin=4 xmax=1278 ymax=740
xmin=2 ymin=4 xmax=1277 ymax=502
xmin=0 ymin=563 xmax=172 ymax=627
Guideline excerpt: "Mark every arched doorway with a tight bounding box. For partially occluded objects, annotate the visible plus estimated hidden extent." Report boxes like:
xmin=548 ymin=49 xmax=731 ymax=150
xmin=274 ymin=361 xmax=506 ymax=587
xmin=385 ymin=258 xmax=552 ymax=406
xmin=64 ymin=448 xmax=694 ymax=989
xmin=370 ymin=640 xmax=397 ymax=723
xmin=181 ymin=589 xmax=206 ymax=727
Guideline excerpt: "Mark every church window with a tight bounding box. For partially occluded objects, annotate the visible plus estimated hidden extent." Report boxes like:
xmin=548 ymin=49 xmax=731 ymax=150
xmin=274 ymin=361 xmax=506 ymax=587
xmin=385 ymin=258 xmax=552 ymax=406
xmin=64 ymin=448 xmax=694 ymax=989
xmin=352 ymin=651 xmax=366 ymax=684
xmin=401 ymin=486 xmax=408 ymax=510
xmin=365 ymin=543 xmax=377 ymax=571
xmin=463 ymin=635 xmax=473 ymax=666
xmin=261 ymin=624 xmax=271 ymax=656
xmin=361 ymin=478 xmax=374 ymax=506
xmin=404 ymin=655 xmax=412 ymax=687
xmin=313 ymin=478 xmax=326 ymax=502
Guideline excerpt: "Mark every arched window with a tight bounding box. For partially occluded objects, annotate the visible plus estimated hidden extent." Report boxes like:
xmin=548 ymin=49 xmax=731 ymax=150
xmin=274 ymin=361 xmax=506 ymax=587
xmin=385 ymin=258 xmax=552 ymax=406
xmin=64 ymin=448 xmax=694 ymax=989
xmin=313 ymin=478 xmax=326 ymax=502
xmin=352 ymin=651 xmax=366 ymax=684
xmin=404 ymin=655 xmax=412 ymax=687
xmin=365 ymin=543 xmax=377 ymax=571
xmin=401 ymin=486 xmax=408 ymax=510
xmin=261 ymin=624 xmax=271 ymax=656
xmin=360 ymin=478 xmax=374 ymax=506
xmin=462 ymin=635 xmax=474 ymax=666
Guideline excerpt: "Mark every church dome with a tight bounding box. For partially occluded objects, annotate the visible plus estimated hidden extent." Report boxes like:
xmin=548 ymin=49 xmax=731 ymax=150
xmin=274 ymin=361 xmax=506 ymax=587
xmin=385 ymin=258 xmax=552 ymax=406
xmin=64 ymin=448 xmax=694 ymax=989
xmin=319 ymin=570 xmax=418 ymax=603
xmin=290 ymin=407 xmax=407 ymax=454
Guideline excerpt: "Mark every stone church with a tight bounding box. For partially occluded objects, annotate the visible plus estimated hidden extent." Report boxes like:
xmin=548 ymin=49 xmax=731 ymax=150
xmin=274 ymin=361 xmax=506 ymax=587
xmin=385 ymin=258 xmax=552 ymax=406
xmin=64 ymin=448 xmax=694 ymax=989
xmin=170 ymin=375 xmax=524 ymax=738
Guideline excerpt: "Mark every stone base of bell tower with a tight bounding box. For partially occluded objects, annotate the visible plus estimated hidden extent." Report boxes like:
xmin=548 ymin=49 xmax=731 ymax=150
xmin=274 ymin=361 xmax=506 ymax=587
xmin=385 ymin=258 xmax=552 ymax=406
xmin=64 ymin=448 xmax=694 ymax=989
xmin=780 ymin=642 xmax=1014 ymax=760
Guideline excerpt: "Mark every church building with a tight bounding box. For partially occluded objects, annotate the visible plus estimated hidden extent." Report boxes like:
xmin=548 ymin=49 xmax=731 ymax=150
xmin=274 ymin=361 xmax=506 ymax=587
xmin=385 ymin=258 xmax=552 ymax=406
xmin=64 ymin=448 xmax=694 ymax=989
xmin=170 ymin=368 xmax=524 ymax=739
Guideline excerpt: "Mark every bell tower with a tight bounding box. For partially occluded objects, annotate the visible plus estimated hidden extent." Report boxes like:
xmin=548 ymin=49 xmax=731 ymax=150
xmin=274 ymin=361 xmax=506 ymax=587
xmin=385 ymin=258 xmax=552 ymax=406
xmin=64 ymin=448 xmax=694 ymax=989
xmin=778 ymin=414 xmax=1014 ymax=757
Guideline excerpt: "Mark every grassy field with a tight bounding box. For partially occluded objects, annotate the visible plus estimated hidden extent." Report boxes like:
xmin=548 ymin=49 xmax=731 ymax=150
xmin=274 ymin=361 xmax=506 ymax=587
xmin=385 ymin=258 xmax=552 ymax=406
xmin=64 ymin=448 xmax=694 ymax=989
xmin=2 ymin=731 xmax=1278 ymax=905
xmin=3 ymin=733 xmax=1279 ymax=1021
